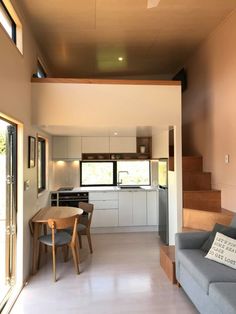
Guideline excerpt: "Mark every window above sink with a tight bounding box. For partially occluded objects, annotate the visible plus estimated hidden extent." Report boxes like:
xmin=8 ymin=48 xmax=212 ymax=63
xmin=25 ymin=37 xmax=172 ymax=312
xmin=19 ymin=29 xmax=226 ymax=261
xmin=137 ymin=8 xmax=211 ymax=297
xmin=80 ymin=160 xmax=150 ymax=187
xmin=117 ymin=161 xmax=150 ymax=186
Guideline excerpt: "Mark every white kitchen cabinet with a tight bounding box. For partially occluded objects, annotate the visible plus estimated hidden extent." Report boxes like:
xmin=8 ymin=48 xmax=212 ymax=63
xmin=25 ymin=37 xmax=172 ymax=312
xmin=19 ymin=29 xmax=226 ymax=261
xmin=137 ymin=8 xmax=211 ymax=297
xmin=52 ymin=136 xmax=82 ymax=159
xmin=52 ymin=136 xmax=68 ymax=159
xmin=89 ymin=192 xmax=118 ymax=201
xmin=92 ymin=209 xmax=118 ymax=227
xmin=152 ymin=131 xmax=168 ymax=159
xmin=82 ymin=137 xmax=109 ymax=153
xmin=92 ymin=200 xmax=118 ymax=210
xmin=147 ymin=191 xmax=158 ymax=225
xmin=132 ymin=191 xmax=147 ymax=225
xmin=118 ymin=191 xmax=133 ymax=226
xmin=90 ymin=191 xmax=118 ymax=228
xmin=109 ymin=137 xmax=137 ymax=153
xmin=67 ymin=137 xmax=82 ymax=159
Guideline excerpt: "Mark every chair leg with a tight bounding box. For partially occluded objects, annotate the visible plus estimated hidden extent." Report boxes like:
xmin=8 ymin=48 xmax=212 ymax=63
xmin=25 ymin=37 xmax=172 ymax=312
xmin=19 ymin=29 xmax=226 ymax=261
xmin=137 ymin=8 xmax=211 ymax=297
xmin=62 ymin=245 xmax=68 ymax=262
xmin=52 ymin=245 xmax=57 ymax=282
xmin=78 ymin=234 xmax=82 ymax=249
xmin=76 ymin=236 xmax=80 ymax=265
xmin=71 ymin=244 xmax=80 ymax=275
xmin=38 ymin=242 xmax=42 ymax=270
xmin=43 ymin=225 xmax=48 ymax=253
xmin=87 ymin=230 xmax=93 ymax=254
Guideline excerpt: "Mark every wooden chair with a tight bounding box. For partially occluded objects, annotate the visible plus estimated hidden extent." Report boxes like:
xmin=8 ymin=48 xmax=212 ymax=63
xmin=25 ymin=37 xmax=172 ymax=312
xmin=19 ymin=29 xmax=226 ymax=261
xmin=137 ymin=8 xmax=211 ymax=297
xmin=38 ymin=214 xmax=80 ymax=282
xmin=65 ymin=202 xmax=94 ymax=253
xmin=78 ymin=202 xmax=94 ymax=254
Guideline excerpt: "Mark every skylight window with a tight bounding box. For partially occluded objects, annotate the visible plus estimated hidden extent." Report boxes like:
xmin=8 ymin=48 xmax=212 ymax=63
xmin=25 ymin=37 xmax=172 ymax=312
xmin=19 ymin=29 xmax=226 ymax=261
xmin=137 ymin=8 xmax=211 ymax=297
xmin=36 ymin=60 xmax=47 ymax=78
xmin=0 ymin=1 xmax=16 ymax=43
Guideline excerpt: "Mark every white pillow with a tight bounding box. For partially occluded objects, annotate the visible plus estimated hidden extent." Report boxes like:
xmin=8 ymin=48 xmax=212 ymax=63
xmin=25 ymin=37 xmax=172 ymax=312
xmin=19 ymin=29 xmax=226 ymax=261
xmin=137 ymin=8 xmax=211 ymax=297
xmin=205 ymin=232 xmax=236 ymax=269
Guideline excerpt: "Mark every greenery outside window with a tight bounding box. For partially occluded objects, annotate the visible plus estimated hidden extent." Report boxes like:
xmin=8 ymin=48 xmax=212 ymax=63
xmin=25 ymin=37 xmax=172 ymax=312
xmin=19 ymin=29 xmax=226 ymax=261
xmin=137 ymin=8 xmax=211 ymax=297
xmin=80 ymin=161 xmax=116 ymax=186
xmin=80 ymin=160 xmax=150 ymax=187
xmin=117 ymin=161 xmax=150 ymax=186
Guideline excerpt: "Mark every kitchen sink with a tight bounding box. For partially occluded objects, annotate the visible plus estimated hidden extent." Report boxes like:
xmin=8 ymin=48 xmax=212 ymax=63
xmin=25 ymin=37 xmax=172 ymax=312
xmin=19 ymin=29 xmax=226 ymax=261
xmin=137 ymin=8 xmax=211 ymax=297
xmin=119 ymin=186 xmax=142 ymax=189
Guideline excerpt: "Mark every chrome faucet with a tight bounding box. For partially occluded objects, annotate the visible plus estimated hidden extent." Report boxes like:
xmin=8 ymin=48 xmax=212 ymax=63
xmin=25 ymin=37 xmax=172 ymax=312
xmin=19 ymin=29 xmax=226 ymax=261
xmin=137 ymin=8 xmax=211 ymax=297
xmin=118 ymin=171 xmax=129 ymax=185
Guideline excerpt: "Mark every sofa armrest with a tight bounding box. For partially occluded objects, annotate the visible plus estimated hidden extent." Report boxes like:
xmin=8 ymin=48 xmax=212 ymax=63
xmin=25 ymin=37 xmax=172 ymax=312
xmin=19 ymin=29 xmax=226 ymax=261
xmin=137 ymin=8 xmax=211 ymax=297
xmin=175 ymin=231 xmax=210 ymax=250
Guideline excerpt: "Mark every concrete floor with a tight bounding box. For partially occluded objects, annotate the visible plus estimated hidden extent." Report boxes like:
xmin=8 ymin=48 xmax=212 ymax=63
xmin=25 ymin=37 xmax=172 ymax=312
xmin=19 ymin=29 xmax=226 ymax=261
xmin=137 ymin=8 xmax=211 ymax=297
xmin=11 ymin=233 xmax=197 ymax=314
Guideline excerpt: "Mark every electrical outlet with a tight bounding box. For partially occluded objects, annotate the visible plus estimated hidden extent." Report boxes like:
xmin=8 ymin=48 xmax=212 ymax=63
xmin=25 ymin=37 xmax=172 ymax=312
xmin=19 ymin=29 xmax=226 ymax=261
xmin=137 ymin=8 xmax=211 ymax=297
xmin=225 ymin=154 xmax=230 ymax=164
xmin=24 ymin=180 xmax=30 ymax=191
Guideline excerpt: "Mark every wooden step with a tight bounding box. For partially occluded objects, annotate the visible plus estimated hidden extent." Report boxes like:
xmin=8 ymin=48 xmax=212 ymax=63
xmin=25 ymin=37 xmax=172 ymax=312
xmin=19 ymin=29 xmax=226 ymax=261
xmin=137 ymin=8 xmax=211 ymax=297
xmin=183 ymin=190 xmax=221 ymax=212
xmin=160 ymin=245 xmax=177 ymax=284
xmin=183 ymin=156 xmax=203 ymax=172
xmin=183 ymin=172 xmax=211 ymax=191
xmin=183 ymin=208 xmax=234 ymax=231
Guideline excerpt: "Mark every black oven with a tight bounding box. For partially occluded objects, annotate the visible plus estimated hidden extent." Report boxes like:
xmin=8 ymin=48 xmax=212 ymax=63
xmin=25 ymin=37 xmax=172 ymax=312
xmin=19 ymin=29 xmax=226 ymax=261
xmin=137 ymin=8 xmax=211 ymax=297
xmin=51 ymin=191 xmax=89 ymax=218
xmin=51 ymin=192 xmax=88 ymax=207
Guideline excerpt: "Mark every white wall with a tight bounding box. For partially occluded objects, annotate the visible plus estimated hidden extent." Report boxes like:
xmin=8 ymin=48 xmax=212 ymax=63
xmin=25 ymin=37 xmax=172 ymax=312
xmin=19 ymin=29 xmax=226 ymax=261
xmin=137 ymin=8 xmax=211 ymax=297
xmin=0 ymin=0 xmax=52 ymax=290
xmin=182 ymin=10 xmax=236 ymax=212
xmin=32 ymin=81 xmax=182 ymax=244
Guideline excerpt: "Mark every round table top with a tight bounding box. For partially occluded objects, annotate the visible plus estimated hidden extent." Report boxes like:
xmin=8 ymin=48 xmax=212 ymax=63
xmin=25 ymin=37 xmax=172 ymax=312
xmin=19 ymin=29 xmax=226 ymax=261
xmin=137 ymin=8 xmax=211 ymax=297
xmin=32 ymin=206 xmax=84 ymax=223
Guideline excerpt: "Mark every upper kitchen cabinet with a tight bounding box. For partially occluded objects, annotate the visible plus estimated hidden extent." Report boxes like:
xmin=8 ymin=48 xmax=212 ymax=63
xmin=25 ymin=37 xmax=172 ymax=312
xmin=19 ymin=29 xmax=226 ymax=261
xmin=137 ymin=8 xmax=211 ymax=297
xmin=110 ymin=137 xmax=136 ymax=153
xmin=67 ymin=137 xmax=82 ymax=159
xmin=52 ymin=136 xmax=68 ymax=159
xmin=52 ymin=136 xmax=82 ymax=159
xmin=152 ymin=131 xmax=169 ymax=159
xmin=82 ymin=137 xmax=109 ymax=153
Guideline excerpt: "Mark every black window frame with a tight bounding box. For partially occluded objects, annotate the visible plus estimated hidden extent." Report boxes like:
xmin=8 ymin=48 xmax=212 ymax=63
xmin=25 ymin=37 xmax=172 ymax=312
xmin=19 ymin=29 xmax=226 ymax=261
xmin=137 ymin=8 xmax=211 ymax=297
xmin=37 ymin=137 xmax=46 ymax=193
xmin=36 ymin=60 xmax=47 ymax=78
xmin=0 ymin=0 xmax=16 ymax=44
xmin=80 ymin=161 xmax=117 ymax=187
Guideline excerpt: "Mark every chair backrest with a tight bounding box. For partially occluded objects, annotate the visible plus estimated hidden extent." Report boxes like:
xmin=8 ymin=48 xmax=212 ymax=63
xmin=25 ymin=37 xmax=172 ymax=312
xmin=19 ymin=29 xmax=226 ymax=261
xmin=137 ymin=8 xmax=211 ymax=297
xmin=78 ymin=202 xmax=94 ymax=227
xmin=48 ymin=214 xmax=79 ymax=245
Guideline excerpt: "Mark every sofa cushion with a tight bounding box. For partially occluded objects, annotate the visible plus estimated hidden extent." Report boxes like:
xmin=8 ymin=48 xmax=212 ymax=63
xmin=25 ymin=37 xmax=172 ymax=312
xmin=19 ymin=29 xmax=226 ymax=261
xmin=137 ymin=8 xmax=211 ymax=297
xmin=205 ymin=232 xmax=236 ymax=270
xmin=201 ymin=223 xmax=236 ymax=253
xmin=230 ymin=215 xmax=236 ymax=228
xmin=178 ymin=249 xmax=236 ymax=294
xmin=209 ymin=282 xmax=236 ymax=314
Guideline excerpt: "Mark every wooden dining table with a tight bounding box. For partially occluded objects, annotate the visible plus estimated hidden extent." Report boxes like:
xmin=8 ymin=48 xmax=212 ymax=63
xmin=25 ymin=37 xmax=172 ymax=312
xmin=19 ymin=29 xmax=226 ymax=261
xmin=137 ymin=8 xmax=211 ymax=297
xmin=30 ymin=206 xmax=83 ymax=275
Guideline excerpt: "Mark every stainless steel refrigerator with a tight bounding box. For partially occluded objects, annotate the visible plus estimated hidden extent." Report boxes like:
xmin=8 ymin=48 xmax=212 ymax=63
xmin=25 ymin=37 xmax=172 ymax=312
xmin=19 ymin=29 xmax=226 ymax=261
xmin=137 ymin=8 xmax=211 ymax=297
xmin=158 ymin=159 xmax=169 ymax=245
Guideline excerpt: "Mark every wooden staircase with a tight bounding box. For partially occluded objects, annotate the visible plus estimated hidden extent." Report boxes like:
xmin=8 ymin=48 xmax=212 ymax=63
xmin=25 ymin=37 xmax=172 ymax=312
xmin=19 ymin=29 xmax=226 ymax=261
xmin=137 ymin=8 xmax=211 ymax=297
xmin=182 ymin=156 xmax=234 ymax=231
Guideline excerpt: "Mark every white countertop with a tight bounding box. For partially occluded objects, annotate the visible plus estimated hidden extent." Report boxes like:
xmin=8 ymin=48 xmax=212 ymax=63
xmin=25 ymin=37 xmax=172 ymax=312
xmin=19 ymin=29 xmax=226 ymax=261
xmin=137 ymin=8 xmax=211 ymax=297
xmin=51 ymin=186 xmax=158 ymax=193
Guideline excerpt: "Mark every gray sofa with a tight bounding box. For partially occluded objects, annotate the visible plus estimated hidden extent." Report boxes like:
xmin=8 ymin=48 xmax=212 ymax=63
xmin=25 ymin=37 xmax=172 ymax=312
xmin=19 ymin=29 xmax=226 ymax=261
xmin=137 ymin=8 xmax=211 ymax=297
xmin=175 ymin=231 xmax=236 ymax=314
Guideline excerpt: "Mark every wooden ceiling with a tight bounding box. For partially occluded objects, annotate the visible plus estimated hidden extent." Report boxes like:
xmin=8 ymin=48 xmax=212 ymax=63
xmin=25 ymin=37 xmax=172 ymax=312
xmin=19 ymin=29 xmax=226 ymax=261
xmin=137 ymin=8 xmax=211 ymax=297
xmin=19 ymin=0 xmax=236 ymax=77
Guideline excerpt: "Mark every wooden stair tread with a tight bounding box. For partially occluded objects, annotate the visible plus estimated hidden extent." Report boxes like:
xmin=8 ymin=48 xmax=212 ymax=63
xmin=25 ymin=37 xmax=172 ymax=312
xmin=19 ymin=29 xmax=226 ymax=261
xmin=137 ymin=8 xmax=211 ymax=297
xmin=160 ymin=245 xmax=177 ymax=284
xmin=184 ymin=190 xmax=220 ymax=193
xmin=182 ymin=227 xmax=203 ymax=232
xmin=183 ymin=156 xmax=203 ymax=158
xmin=183 ymin=208 xmax=234 ymax=231
xmin=183 ymin=190 xmax=221 ymax=212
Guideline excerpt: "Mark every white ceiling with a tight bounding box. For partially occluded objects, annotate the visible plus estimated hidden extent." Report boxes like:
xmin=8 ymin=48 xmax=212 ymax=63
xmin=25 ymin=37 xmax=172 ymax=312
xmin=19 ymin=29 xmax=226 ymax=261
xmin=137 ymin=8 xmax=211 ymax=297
xmin=19 ymin=0 xmax=236 ymax=78
xmin=39 ymin=125 xmax=169 ymax=137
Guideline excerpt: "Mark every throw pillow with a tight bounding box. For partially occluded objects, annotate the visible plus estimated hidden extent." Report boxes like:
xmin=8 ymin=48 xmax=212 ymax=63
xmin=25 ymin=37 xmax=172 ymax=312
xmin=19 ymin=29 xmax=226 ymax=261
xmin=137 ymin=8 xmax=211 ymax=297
xmin=230 ymin=215 xmax=236 ymax=228
xmin=205 ymin=232 xmax=236 ymax=269
xmin=201 ymin=223 xmax=236 ymax=253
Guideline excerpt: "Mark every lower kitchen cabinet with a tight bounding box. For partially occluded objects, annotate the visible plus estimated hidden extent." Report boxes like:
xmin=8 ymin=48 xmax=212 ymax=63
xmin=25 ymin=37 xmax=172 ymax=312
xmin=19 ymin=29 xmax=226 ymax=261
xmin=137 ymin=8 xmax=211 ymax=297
xmin=147 ymin=191 xmax=158 ymax=225
xmin=118 ymin=191 xmax=133 ymax=226
xmin=132 ymin=191 xmax=147 ymax=225
xmin=92 ymin=209 xmax=118 ymax=227
xmin=90 ymin=190 xmax=158 ymax=228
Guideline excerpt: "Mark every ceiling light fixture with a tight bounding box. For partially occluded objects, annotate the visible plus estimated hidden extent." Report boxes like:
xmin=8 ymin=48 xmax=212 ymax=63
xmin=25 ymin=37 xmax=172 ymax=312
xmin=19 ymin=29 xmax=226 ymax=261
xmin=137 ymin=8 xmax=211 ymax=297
xmin=114 ymin=132 xmax=118 ymax=136
xmin=118 ymin=57 xmax=123 ymax=62
xmin=147 ymin=0 xmax=160 ymax=9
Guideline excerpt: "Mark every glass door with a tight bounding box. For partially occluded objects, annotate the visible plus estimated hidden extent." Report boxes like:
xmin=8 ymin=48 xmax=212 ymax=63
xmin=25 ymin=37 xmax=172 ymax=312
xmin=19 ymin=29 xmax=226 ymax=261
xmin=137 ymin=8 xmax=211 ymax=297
xmin=0 ymin=118 xmax=17 ymax=310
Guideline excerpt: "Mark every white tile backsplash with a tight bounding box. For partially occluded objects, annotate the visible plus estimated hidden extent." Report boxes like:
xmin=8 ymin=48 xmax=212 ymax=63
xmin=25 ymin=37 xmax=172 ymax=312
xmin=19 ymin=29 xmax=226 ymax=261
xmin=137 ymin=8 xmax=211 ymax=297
xmin=52 ymin=161 xmax=80 ymax=189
